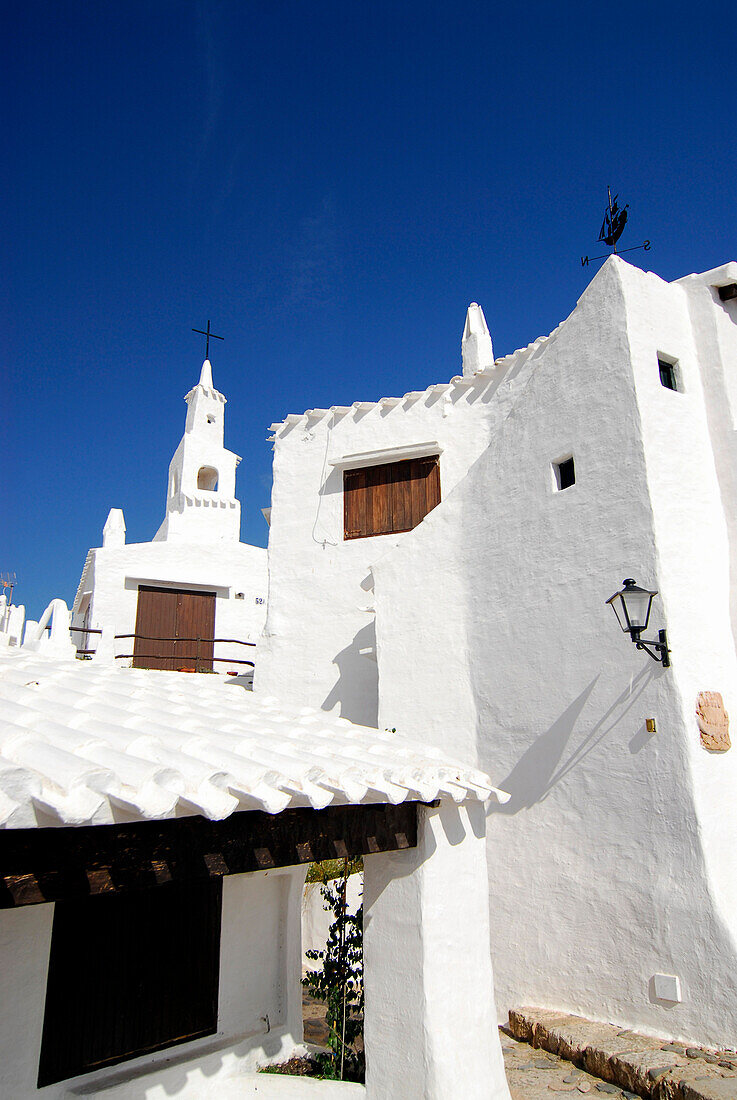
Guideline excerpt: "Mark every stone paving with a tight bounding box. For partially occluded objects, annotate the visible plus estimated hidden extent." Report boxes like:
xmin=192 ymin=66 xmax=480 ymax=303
xmin=501 ymin=1029 xmax=640 ymax=1099
xmin=301 ymin=995 xmax=737 ymax=1098
xmin=509 ymin=1007 xmax=737 ymax=1100
xmin=303 ymin=994 xmax=638 ymax=1096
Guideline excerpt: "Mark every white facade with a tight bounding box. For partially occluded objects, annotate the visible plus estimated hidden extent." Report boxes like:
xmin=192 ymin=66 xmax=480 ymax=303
xmin=71 ymin=359 xmax=267 ymax=671
xmin=257 ymin=351 xmax=502 ymax=726
xmin=259 ymin=257 xmax=737 ymax=1049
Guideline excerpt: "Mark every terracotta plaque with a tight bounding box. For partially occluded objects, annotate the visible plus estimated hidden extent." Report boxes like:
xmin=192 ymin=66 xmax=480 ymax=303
xmin=696 ymin=691 xmax=731 ymax=752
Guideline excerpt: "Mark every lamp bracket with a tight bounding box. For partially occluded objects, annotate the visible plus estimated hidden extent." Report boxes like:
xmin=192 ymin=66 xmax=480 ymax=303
xmin=634 ymin=629 xmax=670 ymax=668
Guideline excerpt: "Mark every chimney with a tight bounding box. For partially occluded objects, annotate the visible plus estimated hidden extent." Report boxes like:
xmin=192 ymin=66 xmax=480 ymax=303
xmin=462 ymin=303 xmax=494 ymax=376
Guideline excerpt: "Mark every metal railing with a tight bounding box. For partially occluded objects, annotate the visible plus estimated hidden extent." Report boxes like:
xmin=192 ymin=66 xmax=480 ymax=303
xmin=69 ymin=627 xmax=255 ymax=671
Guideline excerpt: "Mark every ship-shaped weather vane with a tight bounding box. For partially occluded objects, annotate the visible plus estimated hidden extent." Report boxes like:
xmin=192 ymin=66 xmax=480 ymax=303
xmin=581 ymin=186 xmax=651 ymax=267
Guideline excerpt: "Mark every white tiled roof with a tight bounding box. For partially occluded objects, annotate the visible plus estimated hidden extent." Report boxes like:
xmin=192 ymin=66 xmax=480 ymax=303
xmin=0 ymin=652 xmax=508 ymax=829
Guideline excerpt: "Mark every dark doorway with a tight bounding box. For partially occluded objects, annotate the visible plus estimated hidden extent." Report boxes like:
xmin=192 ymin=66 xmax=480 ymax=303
xmin=38 ymin=879 xmax=222 ymax=1086
xmin=133 ymin=585 xmax=216 ymax=671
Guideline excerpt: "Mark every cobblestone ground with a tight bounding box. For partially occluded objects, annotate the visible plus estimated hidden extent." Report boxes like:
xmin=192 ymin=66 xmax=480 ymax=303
xmin=302 ymin=995 xmax=636 ymax=1096
xmin=302 ymin=991 xmax=331 ymax=1046
xmin=500 ymin=1030 xmax=637 ymax=1099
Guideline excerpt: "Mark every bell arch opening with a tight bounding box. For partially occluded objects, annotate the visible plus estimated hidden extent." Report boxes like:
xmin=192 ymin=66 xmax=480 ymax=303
xmin=197 ymin=466 xmax=219 ymax=491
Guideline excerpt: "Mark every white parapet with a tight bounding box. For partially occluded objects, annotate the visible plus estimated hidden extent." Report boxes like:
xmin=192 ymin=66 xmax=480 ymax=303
xmin=21 ymin=599 xmax=75 ymax=656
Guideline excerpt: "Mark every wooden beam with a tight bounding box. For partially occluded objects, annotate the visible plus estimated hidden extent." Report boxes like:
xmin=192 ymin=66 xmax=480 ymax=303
xmin=0 ymin=802 xmax=419 ymax=908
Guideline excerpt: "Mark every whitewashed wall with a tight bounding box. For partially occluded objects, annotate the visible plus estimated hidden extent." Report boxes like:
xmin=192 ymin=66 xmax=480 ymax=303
xmin=364 ymin=800 xmax=510 ymax=1100
xmin=372 ymin=257 xmax=737 ymax=1048
xmin=0 ymin=866 xmax=307 ymax=1098
xmin=71 ymin=539 xmax=267 ymax=672
xmin=257 ymin=369 xmax=505 ymax=726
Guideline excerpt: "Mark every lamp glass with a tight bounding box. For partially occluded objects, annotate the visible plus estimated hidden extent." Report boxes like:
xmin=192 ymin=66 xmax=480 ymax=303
xmin=607 ymin=579 xmax=657 ymax=634
xmin=622 ymin=585 xmax=654 ymax=631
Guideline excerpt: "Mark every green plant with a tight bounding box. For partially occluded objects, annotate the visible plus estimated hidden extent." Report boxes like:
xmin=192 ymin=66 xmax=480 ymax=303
xmin=302 ymin=860 xmax=364 ymax=1082
xmin=305 ymin=856 xmax=362 ymax=884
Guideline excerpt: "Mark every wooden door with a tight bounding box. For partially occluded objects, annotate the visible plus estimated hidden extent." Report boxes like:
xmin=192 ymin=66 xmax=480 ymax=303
xmin=174 ymin=589 xmax=215 ymax=671
xmin=133 ymin=586 xmax=216 ymax=671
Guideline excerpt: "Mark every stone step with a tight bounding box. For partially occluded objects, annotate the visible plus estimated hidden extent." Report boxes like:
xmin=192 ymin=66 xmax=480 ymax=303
xmin=508 ymin=1008 xmax=737 ymax=1100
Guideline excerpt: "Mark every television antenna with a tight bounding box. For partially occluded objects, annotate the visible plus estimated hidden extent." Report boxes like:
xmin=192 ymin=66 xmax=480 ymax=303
xmin=1 ymin=573 xmax=17 ymax=606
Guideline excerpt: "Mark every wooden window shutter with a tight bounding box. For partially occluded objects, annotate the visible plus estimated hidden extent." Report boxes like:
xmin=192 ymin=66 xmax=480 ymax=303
xmin=344 ymin=456 xmax=440 ymax=540
xmin=38 ymin=879 xmax=222 ymax=1086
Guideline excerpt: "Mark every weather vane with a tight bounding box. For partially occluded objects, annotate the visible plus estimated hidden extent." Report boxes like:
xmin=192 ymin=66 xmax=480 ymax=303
xmin=581 ymin=187 xmax=651 ymax=267
xmin=191 ymin=319 xmax=224 ymax=359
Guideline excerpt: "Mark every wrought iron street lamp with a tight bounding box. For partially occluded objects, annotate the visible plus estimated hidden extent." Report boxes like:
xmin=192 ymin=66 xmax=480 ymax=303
xmin=606 ymin=579 xmax=670 ymax=667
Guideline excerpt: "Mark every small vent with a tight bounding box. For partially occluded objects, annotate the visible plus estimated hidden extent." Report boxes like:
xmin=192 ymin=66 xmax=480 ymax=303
xmin=658 ymin=358 xmax=678 ymax=392
xmin=718 ymin=284 xmax=737 ymax=302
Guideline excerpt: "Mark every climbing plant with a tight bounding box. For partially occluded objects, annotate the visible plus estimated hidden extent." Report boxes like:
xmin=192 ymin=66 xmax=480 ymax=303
xmin=302 ymin=859 xmax=364 ymax=1082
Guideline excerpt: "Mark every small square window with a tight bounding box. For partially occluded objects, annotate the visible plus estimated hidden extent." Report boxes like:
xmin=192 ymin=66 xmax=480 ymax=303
xmin=658 ymin=357 xmax=678 ymax=391
xmin=553 ymin=457 xmax=575 ymax=491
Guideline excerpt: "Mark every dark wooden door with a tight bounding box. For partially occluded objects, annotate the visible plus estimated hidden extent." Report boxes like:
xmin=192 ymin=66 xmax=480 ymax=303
xmin=38 ymin=879 xmax=222 ymax=1087
xmin=133 ymin=586 xmax=216 ymax=671
xmin=174 ymin=589 xmax=215 ymax=671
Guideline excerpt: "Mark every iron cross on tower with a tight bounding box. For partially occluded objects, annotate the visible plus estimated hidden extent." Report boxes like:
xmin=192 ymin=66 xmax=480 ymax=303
xmin=191 ymin=319 xmax=224 ymax=359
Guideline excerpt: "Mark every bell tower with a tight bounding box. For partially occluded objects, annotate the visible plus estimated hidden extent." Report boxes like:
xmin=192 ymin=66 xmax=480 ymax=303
xmin=153 ymin=359 xmax=241 ymax=544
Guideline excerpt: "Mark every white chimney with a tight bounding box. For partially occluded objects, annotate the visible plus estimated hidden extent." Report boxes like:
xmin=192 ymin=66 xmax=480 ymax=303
xmin=102 ymin=508 xmax=126 ymax=549
xmin=462 ymin=302 xmax=494 ymax=376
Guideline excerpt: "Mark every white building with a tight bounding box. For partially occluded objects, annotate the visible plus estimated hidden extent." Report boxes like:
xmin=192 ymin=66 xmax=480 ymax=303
xmin=0 ymin=646 xmax=510 ymax=1099
xmin=71 ymin=358 xmax=267 ymax=674
xmin=258 ymin=257 xmax=737 ymax=1049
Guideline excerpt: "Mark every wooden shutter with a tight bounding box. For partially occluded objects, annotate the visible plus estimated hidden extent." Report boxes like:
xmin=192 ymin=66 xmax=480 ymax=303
xmin=133 ymin=587 xmax=216 ymax=672
xmin=38 ymin=879 xmax=222 ymax=1087
xmin=344 ymin=468 xmax=368 ymax=539
xmin=344 ymin=456 xmax=440 ymax=539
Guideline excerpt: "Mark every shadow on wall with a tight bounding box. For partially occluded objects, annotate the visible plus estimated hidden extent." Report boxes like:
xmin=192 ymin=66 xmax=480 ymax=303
xmin=489 ymin=667 xmax=653 ymax=816
xmin=322 ymin=620 xmax=379 ymax=728
xmin=68 ymin=1031 xmax=290 ymax=1097
xmin=363 ymin=802 xmax=485 ymax=907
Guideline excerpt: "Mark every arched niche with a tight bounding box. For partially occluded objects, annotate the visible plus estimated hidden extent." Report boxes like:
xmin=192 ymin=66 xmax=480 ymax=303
xmin=197 ymin=466 xmax=219 ymax=492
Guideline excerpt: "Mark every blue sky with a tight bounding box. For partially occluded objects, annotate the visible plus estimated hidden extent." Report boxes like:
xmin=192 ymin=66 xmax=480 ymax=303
xmin=4 ymin=0 xmax=736 ymax=618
